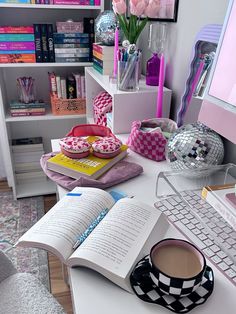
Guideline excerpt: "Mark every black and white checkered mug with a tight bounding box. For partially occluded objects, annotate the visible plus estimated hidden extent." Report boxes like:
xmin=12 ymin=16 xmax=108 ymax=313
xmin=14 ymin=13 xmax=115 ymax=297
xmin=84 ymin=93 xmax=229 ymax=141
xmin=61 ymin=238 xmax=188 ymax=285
xmin=149 ymin=238 xmax=206 ymax=298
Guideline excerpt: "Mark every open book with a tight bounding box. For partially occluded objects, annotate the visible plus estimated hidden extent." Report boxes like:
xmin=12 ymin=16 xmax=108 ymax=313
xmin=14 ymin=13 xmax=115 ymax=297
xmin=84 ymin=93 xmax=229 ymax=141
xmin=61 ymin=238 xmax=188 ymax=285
xmin=16 ymin=187 xmax=169 ymax=292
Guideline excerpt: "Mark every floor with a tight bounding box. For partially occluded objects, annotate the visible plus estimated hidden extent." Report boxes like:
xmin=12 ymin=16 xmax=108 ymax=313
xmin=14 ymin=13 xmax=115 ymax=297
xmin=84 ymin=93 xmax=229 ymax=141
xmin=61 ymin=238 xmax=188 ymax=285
xmin=0 ymin=180 xmax=73 ymax=314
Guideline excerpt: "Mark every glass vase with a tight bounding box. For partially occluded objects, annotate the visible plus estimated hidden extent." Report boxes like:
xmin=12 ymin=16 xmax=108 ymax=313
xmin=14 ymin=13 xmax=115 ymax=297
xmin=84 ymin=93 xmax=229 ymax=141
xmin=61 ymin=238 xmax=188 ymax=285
xmin=146 ymin=53 xmax=160 ymax=86
xmin=117 ymin=60 xmax=139 ymax=92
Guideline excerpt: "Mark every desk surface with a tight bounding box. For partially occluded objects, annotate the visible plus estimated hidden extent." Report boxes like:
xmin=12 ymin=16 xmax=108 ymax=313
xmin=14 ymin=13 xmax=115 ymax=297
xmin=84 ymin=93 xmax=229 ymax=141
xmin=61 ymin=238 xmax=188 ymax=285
xmin=51 ymin=136 xmax=236 ymax=314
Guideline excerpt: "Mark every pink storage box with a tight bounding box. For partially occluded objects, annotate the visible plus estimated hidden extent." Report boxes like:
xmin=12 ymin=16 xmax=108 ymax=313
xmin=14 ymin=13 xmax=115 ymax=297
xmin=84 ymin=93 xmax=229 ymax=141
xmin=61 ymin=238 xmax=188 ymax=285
xmin=127 ymin=118 xmax=178 ymax=162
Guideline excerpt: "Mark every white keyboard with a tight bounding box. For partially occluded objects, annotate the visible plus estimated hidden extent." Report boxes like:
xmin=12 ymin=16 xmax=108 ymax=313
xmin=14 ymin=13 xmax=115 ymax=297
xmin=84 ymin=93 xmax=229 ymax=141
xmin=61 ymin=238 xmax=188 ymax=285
xmin=155 ymin=190 xmax=236 ymax=287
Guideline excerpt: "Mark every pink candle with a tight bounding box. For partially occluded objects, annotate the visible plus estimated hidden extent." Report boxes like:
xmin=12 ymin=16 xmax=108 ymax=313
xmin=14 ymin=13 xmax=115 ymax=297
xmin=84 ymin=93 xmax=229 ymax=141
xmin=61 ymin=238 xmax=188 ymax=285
xmin=114 ymin=27 xmax=119 ymax=77
xmin=156 ymin=54 xmax=165 ymax=118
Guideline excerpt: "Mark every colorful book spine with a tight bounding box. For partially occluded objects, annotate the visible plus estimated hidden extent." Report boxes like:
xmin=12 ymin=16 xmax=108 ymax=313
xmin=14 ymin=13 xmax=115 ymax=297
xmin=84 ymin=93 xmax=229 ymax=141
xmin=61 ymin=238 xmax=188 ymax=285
xmin=55 ymin=56 xmax=90 ymax=62
xmin=93 ymin=49 xmax=103 ymax=60
xmin=0 ymin=34 xmax=35 ymax=42
xmin=0 ymin=54 xmax=36 ymax=63
xmin=53 ymin=33 xmax=89 ymax=38
xmin=54 ymin=43 xmax=89 ymax=48
xmin=93 ymin=62 xmax=103 ymax=74
xmin=53 ymin=0 xmax=90 ymax=4
xmin=41 ymin=24 xmax=49 ymax=62
xmin=94 ymin=0 xmax=100 ymax=4
xmin=55 ymin=48 xmax=89 ymax=54
xmin=33 ymin=24 xmax=42 ymax=62
xmin=0 ymin=0 xmax=31 ymax=3
xmin=0 ymin=42 xmax=35 ymax=50
xmin=47 ymin=24 xmax=55 ymax=62
xmin=55 ymin=53 xmax=89 ymax=58
xmin=48 ymin=72 xmax=57 ymax=96
xmin=0 ymin=50 xmax=35 ymax=54
xmin=53 ymin=38 xmax=89 ymax=44
xmin=93 ymin=56 xmax=103 ymax=67
xmin=0 ymin=26 xmax=34 ymax=34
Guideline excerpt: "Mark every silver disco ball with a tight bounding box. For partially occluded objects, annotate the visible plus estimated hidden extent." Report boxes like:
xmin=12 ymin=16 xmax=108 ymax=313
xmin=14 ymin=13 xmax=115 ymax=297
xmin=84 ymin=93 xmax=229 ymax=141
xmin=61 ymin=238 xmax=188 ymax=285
xmin=166 ymin=122 xmax=224 ymax=171
xmin=95 ymin=10 xmax=117 ymax=46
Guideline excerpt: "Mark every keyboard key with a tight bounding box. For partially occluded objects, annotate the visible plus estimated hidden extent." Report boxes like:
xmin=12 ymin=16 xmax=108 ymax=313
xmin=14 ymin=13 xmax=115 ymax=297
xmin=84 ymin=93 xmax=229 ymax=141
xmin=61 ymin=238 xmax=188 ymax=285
xmin=218 ymin=262 xmax=229 ymax=271
xmin=212 ymin=255 xmax=222 ymax=264
xmin=224 ymin=257 xmax=234 ymax=266
xmin=203 ymin=248 xmax=215 ymax=258
xmin=225 ymin=269 xmax=236 ymax=279
xmin=210 ymin=244 xmax=221 ymax=253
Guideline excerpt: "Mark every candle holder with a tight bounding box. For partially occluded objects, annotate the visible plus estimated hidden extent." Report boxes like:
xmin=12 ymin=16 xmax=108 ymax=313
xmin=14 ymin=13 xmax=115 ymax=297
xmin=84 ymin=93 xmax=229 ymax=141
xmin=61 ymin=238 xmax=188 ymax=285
xmin=146 ymin=23 xmax=167 ymax=86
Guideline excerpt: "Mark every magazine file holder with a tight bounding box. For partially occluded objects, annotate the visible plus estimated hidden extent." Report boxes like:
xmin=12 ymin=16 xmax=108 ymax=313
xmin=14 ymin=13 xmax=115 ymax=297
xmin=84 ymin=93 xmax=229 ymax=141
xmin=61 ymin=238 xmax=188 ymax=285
xmin=155 ymin=163 xmax=236 ymax=264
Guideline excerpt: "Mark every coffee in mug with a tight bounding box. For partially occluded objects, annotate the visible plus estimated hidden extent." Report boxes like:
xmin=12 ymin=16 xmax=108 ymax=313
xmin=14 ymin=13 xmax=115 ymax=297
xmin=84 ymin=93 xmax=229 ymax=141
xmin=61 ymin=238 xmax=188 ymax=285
xmin=150 ymin=238 xmax=206 ymax=297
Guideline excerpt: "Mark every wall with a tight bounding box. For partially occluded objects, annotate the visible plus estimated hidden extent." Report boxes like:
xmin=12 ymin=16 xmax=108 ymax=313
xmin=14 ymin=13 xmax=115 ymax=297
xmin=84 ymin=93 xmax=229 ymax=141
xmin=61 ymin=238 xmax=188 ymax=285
xmin=139 ymin=0 xmax=229 ymax=120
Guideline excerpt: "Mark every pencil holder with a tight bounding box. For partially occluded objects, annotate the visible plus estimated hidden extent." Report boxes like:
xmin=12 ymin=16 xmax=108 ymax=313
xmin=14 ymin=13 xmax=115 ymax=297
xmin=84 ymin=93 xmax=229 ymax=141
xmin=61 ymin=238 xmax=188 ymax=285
xmin=17 ymin=77 xmax=36 ymax=104
xmin=117 ymin=60 xmax=139 ymax=92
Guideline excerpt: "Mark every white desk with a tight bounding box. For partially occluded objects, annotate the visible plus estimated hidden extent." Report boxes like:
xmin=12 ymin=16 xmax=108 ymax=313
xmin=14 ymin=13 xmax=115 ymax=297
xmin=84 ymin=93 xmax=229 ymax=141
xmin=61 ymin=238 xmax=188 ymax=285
xmin=51 ymin=136 xmax=236 ymax=314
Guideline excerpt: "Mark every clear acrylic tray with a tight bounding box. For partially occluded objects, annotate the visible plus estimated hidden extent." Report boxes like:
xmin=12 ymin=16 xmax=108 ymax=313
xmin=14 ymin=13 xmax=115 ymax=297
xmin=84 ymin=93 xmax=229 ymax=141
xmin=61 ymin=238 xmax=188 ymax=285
xmin=155 ymin=163 xmax=236 ymax=268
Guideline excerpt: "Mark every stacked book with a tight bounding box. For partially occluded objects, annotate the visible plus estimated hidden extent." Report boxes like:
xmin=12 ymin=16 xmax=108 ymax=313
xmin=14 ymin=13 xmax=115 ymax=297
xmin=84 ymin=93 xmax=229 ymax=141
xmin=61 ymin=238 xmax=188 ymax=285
xmin=93 ymin=43 xmax=114 ymax=75
xmin=53 ymin=0 xmax=99 ymax=4
xmin=0 ymin=26 xmax=36 ymax=63
xmin=53 ymin=32 xmax=90 ymax=63
xmin=10 ymin=100 xmax=46 ymax=117
xmin=11 ymin=137 xmax=47 ymax=183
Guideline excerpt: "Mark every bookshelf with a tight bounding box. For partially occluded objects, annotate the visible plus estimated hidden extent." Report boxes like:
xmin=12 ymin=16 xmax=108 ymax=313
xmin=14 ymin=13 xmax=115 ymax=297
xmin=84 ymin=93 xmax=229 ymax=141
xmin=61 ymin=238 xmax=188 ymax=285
xmin=0 ymin=2 xmax=104 ymax=199
xmin=85 ymin=67 xmax=172 ymax=133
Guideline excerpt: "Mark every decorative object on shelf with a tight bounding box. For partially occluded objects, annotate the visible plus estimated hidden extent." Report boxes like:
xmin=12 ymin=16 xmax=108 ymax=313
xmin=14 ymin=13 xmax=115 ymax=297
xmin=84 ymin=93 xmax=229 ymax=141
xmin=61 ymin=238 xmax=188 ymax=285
xmin=95 ymin=10 xmax=118 ymax=46
xmin=93 ymin=91 xmax=112 ymax=126
xmin=17 ymin=76 xmax=36 ymax=104
xmin=146 ymin=23 xmax=167 ymax=86
xmin=127 ymin=118 xmax=177 ymax=162
xmin=166 ymin=122 xmax=224 ymax=171
xmin=177 ymin=24 xmax=222 ymax=127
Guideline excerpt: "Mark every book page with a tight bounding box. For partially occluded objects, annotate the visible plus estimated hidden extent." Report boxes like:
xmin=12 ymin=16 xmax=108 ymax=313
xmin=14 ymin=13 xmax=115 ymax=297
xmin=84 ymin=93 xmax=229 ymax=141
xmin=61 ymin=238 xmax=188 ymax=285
xmin=16 ymin=187 xmax=115 ymax=263
xmin=68 ymin=198 xmax=166 ymax=278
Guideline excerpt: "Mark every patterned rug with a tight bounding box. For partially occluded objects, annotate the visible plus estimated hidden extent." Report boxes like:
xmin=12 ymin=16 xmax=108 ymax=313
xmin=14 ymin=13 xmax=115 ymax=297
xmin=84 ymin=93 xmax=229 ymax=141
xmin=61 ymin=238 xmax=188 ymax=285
xmin=0 ymin=191 xmax=49 ymax=289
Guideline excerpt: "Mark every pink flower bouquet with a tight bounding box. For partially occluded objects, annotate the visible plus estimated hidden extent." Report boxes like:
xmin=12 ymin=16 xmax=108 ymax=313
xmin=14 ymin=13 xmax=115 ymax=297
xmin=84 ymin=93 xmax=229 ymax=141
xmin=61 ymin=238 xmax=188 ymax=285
xmin=113 ymin=0 xmax=161 ymax=44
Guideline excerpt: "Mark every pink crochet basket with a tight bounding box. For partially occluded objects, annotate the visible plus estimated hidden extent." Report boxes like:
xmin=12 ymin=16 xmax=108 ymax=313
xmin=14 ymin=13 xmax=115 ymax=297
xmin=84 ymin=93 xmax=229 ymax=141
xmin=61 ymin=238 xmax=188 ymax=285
xmin=127 ymin=118 xmax=178 ymax=162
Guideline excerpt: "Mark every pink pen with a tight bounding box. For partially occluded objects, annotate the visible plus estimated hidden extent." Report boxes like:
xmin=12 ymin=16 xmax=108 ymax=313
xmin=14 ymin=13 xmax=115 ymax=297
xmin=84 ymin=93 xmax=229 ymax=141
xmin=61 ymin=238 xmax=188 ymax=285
xmin=156 ymin=54 xmax=165 ymax=118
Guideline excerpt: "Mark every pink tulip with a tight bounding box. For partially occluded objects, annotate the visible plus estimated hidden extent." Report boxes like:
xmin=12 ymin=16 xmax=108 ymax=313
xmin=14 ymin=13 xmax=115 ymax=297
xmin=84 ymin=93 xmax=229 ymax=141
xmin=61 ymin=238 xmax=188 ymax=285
xmin=113 ymin=0 xmax=127 ymax=15
xmin=130 ymin=0 xmax=146 ymax=16
xmin=145 ymin=0 xmax=160 ymax=18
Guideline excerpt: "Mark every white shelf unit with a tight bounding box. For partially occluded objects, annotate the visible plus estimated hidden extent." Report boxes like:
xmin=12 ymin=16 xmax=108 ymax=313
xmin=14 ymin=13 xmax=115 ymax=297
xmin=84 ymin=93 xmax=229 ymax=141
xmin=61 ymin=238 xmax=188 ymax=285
xmin=85 ymin=67 xmax=172 ymax=134
xmin=0 ymin=3 xmax=104 ymax=199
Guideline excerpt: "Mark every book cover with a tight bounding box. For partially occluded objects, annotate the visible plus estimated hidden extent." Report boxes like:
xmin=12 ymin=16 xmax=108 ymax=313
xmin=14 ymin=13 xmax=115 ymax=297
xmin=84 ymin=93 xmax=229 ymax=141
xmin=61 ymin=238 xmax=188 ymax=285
xmin=0 ymin=34 xmax=35 ymax=42
xmin=0 ymin=42 xmax=35 ymax=51
xmin=33 ymin=24 xmax=43 ymax=62
xmin=0 ymin=26 xmax=34 ymax=34
xmin=16 ymin=186 xmax=168 ymax=292
xmin=47 ymin=24 xmax=55 ymax=62
xmin=47 ymin=145 xmax=128 ymax=180
xmin=0 ymin=54 xmax=36 ymax=63
xmin=41 ymin=24 xmax=49 ymax=62
xmin=202 ymin=183 xmax=236 ymax=230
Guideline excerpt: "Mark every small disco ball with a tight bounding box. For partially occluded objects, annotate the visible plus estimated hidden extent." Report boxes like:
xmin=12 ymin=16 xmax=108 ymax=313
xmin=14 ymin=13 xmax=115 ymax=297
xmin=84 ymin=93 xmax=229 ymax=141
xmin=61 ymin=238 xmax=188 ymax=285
xmin=166 ymin=122 xmax=224 ymax=171
xmin=95 ymin=10 xmax=117 ymax=46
